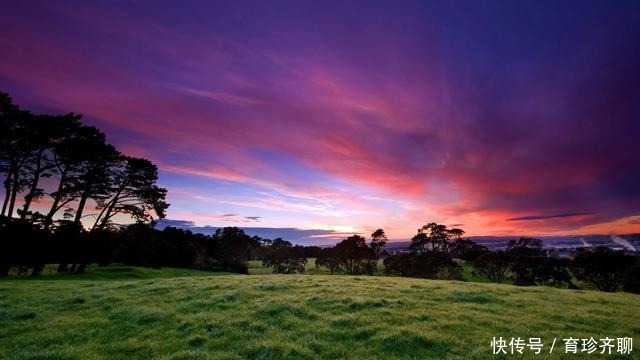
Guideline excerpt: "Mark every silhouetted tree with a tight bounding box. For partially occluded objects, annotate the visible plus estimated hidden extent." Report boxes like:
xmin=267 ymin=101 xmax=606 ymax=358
xmin=450 ymin=238 xmax=488 ymax=261
xmin=447 ymin=228 xmax=465 ymax=240
xmin=0 ymin=95 xmax=33 ymax=218
xmin=301 ymin=245 xmax=322 ymax=259
xmin=508 ymin=255 xmax=575 ymax=288
xmin=622 ymin=258 xmax=640 ymax=294
xmin=473 ymin=251 xmax=510 ymax=283
xmin=92 ymin=156 xmax=168 ymax=231
xmin=334 ymin=235 xmax=377 ymax=275
xmin=315 ymin=247 xmax=342 ymax=274
xmin=383 ymin=253 xmax=413 ymax=277
xmin=370 ymin=228 xmax=387 ymax=258
xmin=262 ymin=238 xmax=307 ymax=274
xmin=506 ymin=237 xmax=544 ymax=257
xmin=384 ymin=252 xmax=462 ymax=280
xmin=0 ymin=91 xmax=175 ymax=275
xmin=18 ymin=114 xmax=77 ymax=221
xmin=39 ymin=121 xmax=93 ymax=229
xmin=409 ymin=223 xmax=451 ymax=253
xmin=571 ymin=247 xmax=636 ymax=292
xmin=210 ymin=227 xmax=252 ymax=273
xmin=71 ymin=141 xmax=120 ymax=226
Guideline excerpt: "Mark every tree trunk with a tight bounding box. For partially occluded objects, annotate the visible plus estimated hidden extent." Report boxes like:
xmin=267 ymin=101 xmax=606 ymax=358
xmin=93 ymin=180 xmax=126 ymax=231
xmin=97 ymin=194 xmax=119 ymax=230
xmin=44 ymin=171 xmax=67 ymax=230
xmin=57 ymin=263 xmax=69 ymax=273
xmin=6 ymin=169 xmax=20 ymax=218
xmin=91 ymin=202 xmax=110 ymax=231
xmin=1 ymin=172 xmax=11 ymax=217
xmin=73 ymin=189 xmax=89 ymax=226
xmin=31 ymin=264 xmax=44 ymax=276
xmin=21 ymin=151 xmax=43 ymax=219
xmin=75 ymin=263 xmax=87 ymax=274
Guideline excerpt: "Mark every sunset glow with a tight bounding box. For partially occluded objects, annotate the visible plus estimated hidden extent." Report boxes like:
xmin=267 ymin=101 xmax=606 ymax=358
xmin=2 ymin=1 xmax=639 ymax=243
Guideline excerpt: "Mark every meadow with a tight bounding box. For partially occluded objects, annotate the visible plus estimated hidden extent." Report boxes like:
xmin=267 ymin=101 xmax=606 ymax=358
xmin=249 ymin=258 xmax=496 ymax=283
xmin=1 ymin=266 xmax=638 ymax=359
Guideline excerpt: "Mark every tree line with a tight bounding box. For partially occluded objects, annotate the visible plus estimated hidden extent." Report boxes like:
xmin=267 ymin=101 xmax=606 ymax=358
xmin=0 ymin=91 xmax=169 ymax=274
xmin=264 ymin=222 xmax=639 ymax=293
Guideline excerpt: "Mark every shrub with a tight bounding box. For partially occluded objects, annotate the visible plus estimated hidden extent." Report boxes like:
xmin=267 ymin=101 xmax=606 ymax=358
xmin=571 ymin=247 xmax=636 ymax=292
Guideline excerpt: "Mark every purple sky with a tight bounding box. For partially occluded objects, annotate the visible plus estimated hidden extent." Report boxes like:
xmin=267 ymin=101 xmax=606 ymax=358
xmin=1 ymin=1 xmax=639 ymax=243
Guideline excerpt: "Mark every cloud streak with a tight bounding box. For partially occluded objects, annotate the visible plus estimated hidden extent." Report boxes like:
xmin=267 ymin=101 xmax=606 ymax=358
xmin=506 ymin=213 xmax=596 ymax=221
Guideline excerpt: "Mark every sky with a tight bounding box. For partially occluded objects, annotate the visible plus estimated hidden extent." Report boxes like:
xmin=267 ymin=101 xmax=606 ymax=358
xmin=1 ymin=1 xmax=640 ymax=244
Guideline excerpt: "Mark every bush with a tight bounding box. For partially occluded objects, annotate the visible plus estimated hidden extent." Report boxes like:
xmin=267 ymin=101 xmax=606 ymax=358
xmin=622 ymin=258 xmax=640 ymax=294
xmin=510 ymin=256 xmax=574 ymax=287
xmin=472 ymin=251 xmax=510 ymax=283
xmin=262 ymin=239 xmax=307 ymax=274
xmin=571 ymin=247 xmax=636 ymax=292
xmin=384 ymin=252 xmax=462 ymax=280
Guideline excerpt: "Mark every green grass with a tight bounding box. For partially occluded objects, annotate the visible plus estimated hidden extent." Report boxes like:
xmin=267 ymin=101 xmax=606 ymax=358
xmin=6 ymin=264 xmax=229 ymax=280
xmin=248 ymin=258 xmax=386 ymax=275
xmin=1 ymin=266 xmax=638 ymax=359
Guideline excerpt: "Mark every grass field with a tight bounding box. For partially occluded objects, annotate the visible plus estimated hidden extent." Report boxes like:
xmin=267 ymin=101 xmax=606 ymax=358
xmin=247 ymin=258 xmax=385 ymax=275
xmin=249 ymin=258 xmax=499 ymax=283
xmin=1 ymin=266 xmax=638 ymax=359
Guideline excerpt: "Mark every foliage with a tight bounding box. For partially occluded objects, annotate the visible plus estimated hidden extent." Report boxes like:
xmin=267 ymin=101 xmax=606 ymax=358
xmin=0 ymin=91 xmax=169 ymax=274
xmin=571 ymin=247 xmax=636 ymax=292
xmin=622 ymin=258 xmax=640 ymax=294
xmin=315 ymin=247 xmax=343 ymax=274
xmin=262 ymin=238 xmax=307 ymax=274
xmin=510 ymin=256 xmax=575 ymax=288
xmin=370 ymin=228 xmax=387 ymax=258
xmin=472 ymin=251 xmax=510 ymax=283
xmin=384 ymin=252 xmax=463 ymax=280
xmin=409 ymin=223 xmax=451 ymax=253
xmin=314 ymin=235 xmax=379 ymax=275
xmin=505 ymin=237 xmax=544 ymax=257
xmin=0 ymin=222 xmax=260 ymax=276
xmin=450 ymin=238 xmax=488 ymax=261
xmin=334 ymin=235 xmax=377 ymax=275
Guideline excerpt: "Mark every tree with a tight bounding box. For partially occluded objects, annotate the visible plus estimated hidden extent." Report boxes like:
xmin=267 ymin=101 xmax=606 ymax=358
xmin=334 ymin=235 xmax=377 ymax=275
xmin=18 ymin=114 xmax=75 ymax=221
xmin=409 ymin=222 xmax=451 ymax=253
xmin=0 ymin=96 xmax=33 ymax=218
xmin=42 ymin=123 xmax=110 ymax=229
xmin=622 ymin=258 xmax=640 ymax=294
xmin=210 ymin=227 xmax=252 ymax=273
xmin=450 ymin=238 xmax=488 ymax=261
xmin=262 ymin=238 xmax=307 ymax=274
xmin=383 ymin=252 xmax=462 ymax=280
xmin=510 ymin=256 xmax=574 ymax=287
xmin=506 ymin=237 xmax=544 ymax=257
xmin=447 ymin=228 xmax=465 ymax=240
xmin=92 ymin=156 xmax=168 ymax=231
xmin=315 ymin=247 xmax=342 ymax=274
xmin=370 ymin=228 xmax=387 ymax=258
xmin=71 ymin=141 xmax=120 ymax=227
xmin=571 ymin=247 xmax=636 ymax=292
xmin=472 ymin=251 xmax=510 ymax=283
xmin=383 ymin=253 xmax=413 ymax=277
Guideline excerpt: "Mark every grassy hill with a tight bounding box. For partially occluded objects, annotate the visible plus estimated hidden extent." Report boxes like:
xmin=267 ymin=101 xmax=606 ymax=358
xmin=1 ymin=267 xmax=638 ymax=359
